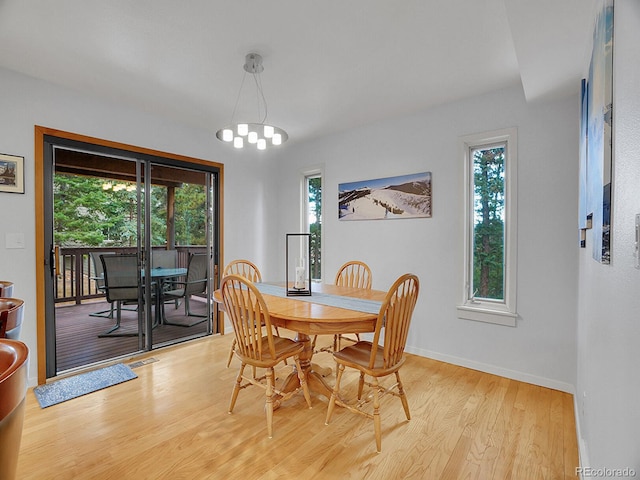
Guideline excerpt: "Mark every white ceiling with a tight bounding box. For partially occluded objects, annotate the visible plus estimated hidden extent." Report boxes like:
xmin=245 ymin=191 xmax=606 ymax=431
xmin=0 ymin=0 xmax=596 ymax=146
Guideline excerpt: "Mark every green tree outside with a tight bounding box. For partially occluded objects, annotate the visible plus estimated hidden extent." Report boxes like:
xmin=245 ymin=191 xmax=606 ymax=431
xmin=308 ymin=176 xmax=322 ymax=280
xmin=54 ymin=174 xmax=207 ymax=247
xmin=473 ymin=147 xmax=505 ymax=300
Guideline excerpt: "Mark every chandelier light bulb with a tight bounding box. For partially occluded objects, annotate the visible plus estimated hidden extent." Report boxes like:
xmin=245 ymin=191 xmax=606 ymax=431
xmin=237 ymin=124 xmax=249 ymax=136
xmin=234 ymin=137 xmax=243 ymax=149
xmin=263 ymin=125 xmax=274 ymax=138
xmin=222 ymin=129 xmax=233 ymax=142
xmin=257 ymin=139 xmax=267 ymax=150
xmin=248 ymin=131 xmax=258 ymax=144
xmin=272 ymin=133 xmax=282 ymax=145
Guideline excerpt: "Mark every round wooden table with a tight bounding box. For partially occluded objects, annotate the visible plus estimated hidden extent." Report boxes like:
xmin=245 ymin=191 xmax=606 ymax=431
xmin=215 ymin=283 xmax=386 ymax=401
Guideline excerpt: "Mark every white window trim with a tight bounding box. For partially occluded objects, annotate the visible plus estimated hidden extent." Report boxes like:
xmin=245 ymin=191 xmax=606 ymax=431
xmin=457 ymin=128 xmax=518 ymax=327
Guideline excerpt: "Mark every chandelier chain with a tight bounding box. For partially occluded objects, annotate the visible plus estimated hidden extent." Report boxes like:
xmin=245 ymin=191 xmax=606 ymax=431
xmin=253 ymin=72 xmax=268 ymax=125
xmin=229 ymin=71 xmax=248 ymax=125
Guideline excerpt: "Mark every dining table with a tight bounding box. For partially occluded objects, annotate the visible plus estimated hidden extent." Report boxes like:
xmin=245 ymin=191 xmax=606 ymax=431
xmin=95 ymin=266 xmax=189 ymax=336
xmin=215 ymin=281 xmax=387 ymax=402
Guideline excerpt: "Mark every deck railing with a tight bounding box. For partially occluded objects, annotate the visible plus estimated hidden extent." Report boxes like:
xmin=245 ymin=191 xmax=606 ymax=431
xmin=55 ymin=246 xmax=208 ymax=304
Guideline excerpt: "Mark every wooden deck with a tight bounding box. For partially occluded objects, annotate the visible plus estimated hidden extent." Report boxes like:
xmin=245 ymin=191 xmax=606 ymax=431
xmin=54 ymin=297 xmax=211 ymax=373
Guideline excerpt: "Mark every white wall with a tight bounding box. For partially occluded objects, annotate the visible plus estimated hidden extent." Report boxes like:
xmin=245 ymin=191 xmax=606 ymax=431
xmin=271 ymin=84 xmax=580 ymax=393
xmin=0 ymin=66 xmax=272 ymax=385
xmin=576 ymin=0 xmax=640 ymax=472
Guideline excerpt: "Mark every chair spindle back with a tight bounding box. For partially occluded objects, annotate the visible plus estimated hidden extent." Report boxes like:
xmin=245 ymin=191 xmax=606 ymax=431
xmin=335 ymin=261 xmax=372 ymax=290
xmin=369 ymin=273 xmax=419 ymax=370
xmin=221 ymin=274 xmax=275 ymax=362
xmin=223 ymin=260 xmax=262 ymax=283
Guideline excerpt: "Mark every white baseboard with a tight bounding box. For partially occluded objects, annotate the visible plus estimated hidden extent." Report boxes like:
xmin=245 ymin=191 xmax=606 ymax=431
xmin=573 ymin=394 xmax=590 ymax=476
xmin=405 ymin=345 xmax=575 ymax=394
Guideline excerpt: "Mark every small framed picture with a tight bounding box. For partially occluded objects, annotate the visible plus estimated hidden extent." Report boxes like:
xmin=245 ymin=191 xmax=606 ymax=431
xmin=0 ymin=153 xmax=24 ymax=194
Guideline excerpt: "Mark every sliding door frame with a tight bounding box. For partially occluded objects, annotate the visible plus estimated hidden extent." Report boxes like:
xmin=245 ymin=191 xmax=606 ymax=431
xmin=35 ymin=126 xmax=224 ymax=384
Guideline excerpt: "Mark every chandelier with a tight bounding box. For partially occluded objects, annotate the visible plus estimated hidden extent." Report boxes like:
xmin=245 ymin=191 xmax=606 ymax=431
xmin=216 ymin=53 xmax=288 ymax=150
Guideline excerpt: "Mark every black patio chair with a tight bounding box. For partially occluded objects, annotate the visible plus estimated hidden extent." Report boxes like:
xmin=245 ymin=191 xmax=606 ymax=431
xmin=162 ymin=253 xmax=209 ymax=327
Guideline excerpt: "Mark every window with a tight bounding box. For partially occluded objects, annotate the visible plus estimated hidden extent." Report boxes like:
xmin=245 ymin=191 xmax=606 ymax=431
xmin=458 ymin=128 xmax=518 ymax=326
xmin=304 ymin=171 xmax=322 ymax=281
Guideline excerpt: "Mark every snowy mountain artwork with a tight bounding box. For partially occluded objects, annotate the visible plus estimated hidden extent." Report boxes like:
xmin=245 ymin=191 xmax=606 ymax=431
xmin=338 ymin=172 xmax=431 ymax=220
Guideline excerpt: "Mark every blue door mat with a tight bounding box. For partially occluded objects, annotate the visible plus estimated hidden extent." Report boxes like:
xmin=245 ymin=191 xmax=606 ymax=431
xmin=33 ymin=363 xmax=138 ymax=408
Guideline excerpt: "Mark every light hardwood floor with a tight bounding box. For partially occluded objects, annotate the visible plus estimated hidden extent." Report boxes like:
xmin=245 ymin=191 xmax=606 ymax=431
xmin=18 ymin=333 xmax=579 ymax=479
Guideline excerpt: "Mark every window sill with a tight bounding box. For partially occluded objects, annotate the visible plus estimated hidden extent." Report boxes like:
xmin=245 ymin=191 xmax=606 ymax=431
xmin=456 ymin=304 xmax=517 ymax=327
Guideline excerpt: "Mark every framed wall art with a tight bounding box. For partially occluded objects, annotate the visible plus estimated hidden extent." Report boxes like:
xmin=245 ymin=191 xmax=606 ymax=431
xmin=578 ymin=78 xmax=589 ymax=248
xmin=338 ymin=171 xmax=431 ymax=221
xmin=580 ymin=0 xmax=613 ymax=263
xmin=0 ymin=153 xmax=24 ymax=194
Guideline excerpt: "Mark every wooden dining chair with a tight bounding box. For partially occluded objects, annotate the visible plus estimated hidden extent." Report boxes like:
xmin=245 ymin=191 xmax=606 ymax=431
xmin=223 ymin=260 xmax=272 ymax=370
xmin=325 ymin=273 xmax=419 ymax=452
xmin=336 ymin=260 xmax=373 ymax=290
xmin=221 ymin=274 xmax=312 ymax=438
xmin=223 ymin=260 xmax=261 ymax=367
xmin=223 ymin=259 xmax=262 ymax=283
xmin=313 ymin=260 xmax=373 ymax=355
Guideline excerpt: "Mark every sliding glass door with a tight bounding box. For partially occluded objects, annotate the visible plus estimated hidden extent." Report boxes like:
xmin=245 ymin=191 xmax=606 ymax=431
xmin=42 ymin=134 xmax=219 ymax=378
xmin=147 ymin=162 xmax=215 ymax=349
